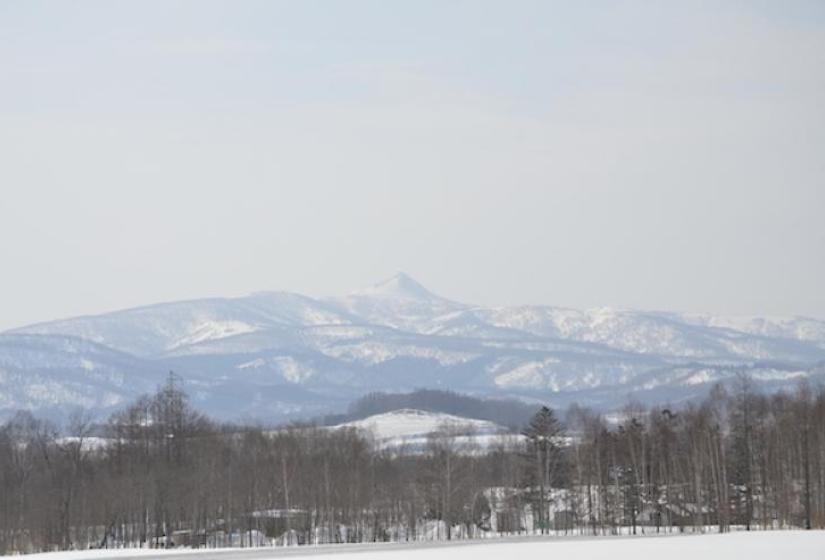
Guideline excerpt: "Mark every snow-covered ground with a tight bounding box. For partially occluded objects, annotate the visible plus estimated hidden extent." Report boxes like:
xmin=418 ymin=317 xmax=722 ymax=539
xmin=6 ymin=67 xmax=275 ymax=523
xmin=336 ymin=409 xmax=503 ymax=440
xmin=19 ymin=531 xmax=825 ymax=560
xmin=333 ymin=409 xmax=521 ymax=452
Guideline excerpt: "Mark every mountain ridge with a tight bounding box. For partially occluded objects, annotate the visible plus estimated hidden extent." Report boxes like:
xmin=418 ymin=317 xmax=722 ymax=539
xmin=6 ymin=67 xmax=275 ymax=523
xmin=3 ymin=273 xmax=825 ymax=422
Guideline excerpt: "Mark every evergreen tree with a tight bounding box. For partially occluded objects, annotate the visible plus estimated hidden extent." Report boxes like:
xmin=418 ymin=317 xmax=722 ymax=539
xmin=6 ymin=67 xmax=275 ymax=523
xmin=522 ymin=406 xmax=565 ymax=533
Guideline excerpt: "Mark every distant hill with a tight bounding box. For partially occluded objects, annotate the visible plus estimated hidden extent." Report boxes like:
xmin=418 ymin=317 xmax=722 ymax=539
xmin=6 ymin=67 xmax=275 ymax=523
xmin=329 ymin=389 xmax=540 ymax=430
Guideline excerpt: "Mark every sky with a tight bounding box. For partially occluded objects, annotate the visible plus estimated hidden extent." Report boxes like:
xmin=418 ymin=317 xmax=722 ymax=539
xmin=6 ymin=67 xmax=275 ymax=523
xmin=1 ymin=0 xmax=824 ymax=330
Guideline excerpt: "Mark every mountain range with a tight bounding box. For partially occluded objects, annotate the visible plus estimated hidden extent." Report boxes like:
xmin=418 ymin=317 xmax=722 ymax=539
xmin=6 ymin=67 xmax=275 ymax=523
xmin=2 ymin=273 xmax=824 ymax=423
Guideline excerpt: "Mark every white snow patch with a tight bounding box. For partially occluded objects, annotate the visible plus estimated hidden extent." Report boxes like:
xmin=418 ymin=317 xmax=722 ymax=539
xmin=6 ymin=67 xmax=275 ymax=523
xmin=170 ymin=320 xmax=259 ymax=350
xmin=273 ymin=356 xmax=314 ymax=383
xmin=238 ymin=358 xmax=266 ymax=370
xmin=683 ymin=370 xmax=713 ymax=385
xmin=337 ymin=409 xmax=502 ymax=440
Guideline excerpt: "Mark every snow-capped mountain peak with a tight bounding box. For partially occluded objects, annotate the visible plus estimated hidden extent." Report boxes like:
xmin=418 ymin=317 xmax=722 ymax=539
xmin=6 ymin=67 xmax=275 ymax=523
xmin=327 ymin=273 xmax=466 ymax=333
xmin=354 ymin=272 xmax=443 ymax=301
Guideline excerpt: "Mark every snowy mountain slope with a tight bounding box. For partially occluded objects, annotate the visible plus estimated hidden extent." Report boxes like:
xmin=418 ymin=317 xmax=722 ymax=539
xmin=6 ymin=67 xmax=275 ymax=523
xmin=445 ymin=306 xmax=825 ymax=361
xmin=3 ymin=273 xmax=825 ymax=422
xmin=673 ymin=313 xmax=825 ymax=350
xmin=0 ymin=334 xmax=162 ymax=419
xmin=327 ymin=273 xmax=467 ymax=334
xmin=11 ymin=292 xmax=356 ymax=358
xmin=0 ymin=333 xmax=355 ymax=423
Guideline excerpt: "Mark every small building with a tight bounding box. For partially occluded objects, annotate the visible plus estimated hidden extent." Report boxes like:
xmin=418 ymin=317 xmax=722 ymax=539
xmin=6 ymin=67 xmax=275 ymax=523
xmin=243 ymin=509 xmax=311 ymax=542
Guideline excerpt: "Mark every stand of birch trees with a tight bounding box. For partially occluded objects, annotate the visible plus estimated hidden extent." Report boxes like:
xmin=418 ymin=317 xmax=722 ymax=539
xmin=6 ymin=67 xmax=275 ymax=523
xmin=1 ymin=376 xmax=823 ymax=554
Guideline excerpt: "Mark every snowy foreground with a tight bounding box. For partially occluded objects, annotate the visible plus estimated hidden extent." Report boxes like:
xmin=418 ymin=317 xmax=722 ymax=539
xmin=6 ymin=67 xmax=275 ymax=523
xmin=20 ymin=532 xmax=825 ymax=560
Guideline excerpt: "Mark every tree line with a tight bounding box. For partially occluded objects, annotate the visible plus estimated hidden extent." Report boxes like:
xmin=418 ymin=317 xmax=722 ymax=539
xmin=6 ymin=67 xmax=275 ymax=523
xmin=1 ymin=375 xmax=823 ymax=554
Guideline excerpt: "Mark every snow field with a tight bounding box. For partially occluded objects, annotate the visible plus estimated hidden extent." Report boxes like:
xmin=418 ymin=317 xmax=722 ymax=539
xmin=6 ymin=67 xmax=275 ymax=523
xmin=21 ymin=531 xmax=825 ymax=560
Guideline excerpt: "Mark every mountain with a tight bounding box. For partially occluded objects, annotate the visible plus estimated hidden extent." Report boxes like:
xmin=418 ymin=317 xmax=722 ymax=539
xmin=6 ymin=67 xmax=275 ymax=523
xmin=328 ymin=272 xmax=466 ymax=334
xmin=0 ymin=334 xmax=157 ymax=417
xmin=2 ymin=273 xmax=825 ymax=423
xmin=12 ymin=292 xmax=356 ymax=358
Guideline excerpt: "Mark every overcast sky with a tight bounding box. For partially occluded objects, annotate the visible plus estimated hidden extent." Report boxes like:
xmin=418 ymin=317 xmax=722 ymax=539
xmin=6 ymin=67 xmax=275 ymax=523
xmin=1 ymin=1 xmax=824 ymax=330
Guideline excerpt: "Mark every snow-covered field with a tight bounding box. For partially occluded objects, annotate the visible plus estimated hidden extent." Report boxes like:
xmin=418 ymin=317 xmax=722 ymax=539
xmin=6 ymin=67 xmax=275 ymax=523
xmin=19 ymin=532 xmax=825 ymax=560
xmin=333 ymin=409 xmax=521 ymax=452
xmin=336 ymin=409 xmax=503 ymax=439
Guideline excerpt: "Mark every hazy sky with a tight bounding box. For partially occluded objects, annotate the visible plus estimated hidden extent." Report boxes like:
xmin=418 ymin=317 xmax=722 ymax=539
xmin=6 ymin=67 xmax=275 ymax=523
xmin=1 ymin=1 xmax=824 ymax=330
